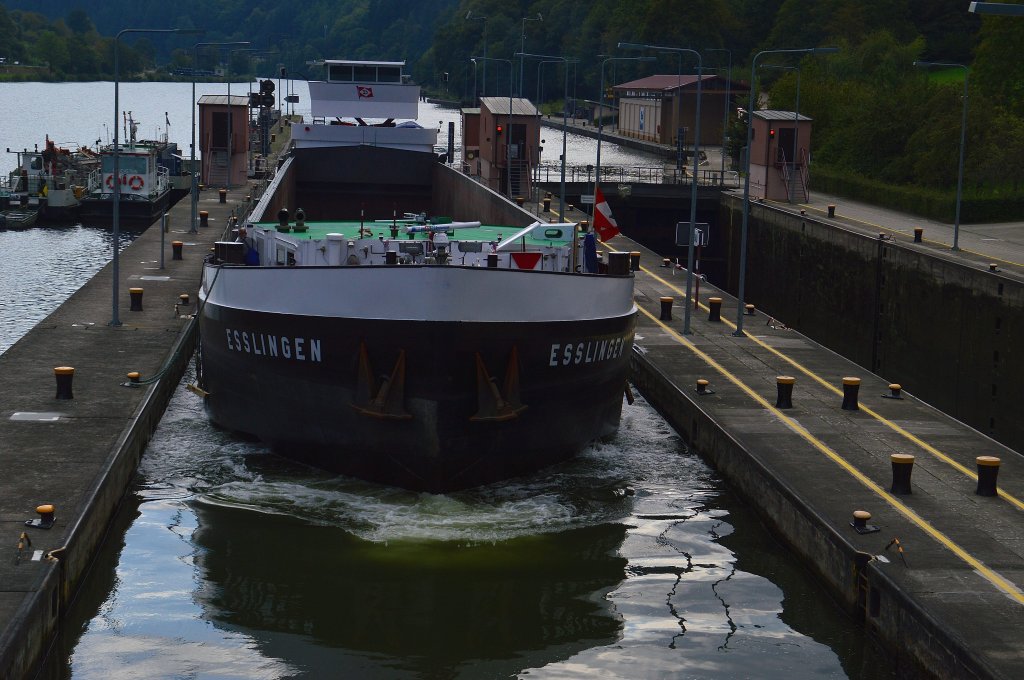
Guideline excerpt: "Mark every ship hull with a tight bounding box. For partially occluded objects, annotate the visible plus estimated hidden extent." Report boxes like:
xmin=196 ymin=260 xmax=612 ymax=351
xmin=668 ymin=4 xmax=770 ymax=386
xmin=199 ymin=265 xmax=636 ymax=492
xmin=78 ymin=189 xmax=171 ymax=227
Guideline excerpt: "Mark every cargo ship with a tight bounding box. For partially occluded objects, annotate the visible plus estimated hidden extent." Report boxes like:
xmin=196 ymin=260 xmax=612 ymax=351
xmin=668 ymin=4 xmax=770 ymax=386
xmin=196 ymin=59 xmax=637 ymax=491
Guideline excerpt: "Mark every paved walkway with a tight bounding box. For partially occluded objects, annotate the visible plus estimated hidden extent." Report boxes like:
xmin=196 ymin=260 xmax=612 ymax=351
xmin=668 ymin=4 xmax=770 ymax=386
xmin=615 ymin=233 xmax=1024 ymax=679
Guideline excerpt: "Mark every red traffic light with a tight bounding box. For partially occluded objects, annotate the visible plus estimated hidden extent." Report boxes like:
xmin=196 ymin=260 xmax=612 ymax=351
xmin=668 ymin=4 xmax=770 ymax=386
xmin=496 ymin=124 xmax=504 ymax=134
xmin=768 ymin=128 xmax=775 ymax=137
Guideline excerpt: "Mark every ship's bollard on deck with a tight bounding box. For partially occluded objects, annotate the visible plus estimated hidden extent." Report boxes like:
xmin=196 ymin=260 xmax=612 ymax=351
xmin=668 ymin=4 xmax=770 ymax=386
xmin=54 ymin=366 xmax=74 ymax=400
xmin=841 ymin=377 xmax=861 ymax=410
xmin=708 ymin=297 xmax=722 ymax=322
xmin=129 ymin=287 xmax=144 ymax=312
xmin=659 ymin=297 xmax=674 ymax=321
xmin=172 ymin=241 xmax=183 ymax=260
xmin=776 ymin=376 xmax=795 ymax=409
xmin=976 ymin=456 xmax=1001 ymax=496
xmin=607 ymin=252 xmax=631 ymax=276
xmin=890 ymin=454 xmax=915 ymax=494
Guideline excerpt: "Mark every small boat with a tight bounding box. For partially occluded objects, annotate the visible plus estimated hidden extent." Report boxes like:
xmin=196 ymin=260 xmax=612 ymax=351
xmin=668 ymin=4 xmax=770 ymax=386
xmin=2 ymin=137 xmax=97 ymax=222
xmin=0 ymin=209 xmax=39 ymax=229
xmin=197 ymin=59 xmax=637 ymax=492
xmin=78 ymin=113 xmax=173 ymax=227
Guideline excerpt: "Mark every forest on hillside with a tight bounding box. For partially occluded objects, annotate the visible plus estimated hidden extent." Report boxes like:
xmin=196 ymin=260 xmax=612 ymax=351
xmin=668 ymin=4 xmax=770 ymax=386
xmin=3 ymin=0 xmax=1024 ymax=216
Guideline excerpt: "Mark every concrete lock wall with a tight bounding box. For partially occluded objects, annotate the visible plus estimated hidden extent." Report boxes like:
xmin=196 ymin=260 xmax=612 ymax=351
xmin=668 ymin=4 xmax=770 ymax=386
xmin=719 ymin=194 xmax=1024 ymax=454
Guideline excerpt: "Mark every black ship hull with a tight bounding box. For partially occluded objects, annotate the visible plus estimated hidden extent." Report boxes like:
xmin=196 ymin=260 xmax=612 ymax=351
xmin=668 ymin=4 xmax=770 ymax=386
xmin=78 ymin=189 xmax=172 ymax=227
xmin=199 ymin=266 xmax=636 ymax=492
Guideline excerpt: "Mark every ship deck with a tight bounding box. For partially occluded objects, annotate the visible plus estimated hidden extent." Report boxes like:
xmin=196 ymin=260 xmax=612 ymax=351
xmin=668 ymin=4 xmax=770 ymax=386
xmin=253 ymin=220 xmax=576 ymax=247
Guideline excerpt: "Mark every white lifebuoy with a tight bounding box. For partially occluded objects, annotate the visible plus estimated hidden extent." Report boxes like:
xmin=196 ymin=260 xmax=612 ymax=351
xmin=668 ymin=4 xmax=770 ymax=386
xmin=128 ymin=175 xmax=144 ymax=190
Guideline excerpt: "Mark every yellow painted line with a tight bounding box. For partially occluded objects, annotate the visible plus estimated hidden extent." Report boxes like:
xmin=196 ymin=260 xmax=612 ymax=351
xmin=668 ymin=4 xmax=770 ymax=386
xmin=793 ymin=202 xmax=1024 ymax=269
xmin=640 ymin=264 xmax=1024 ymax=513
xmin=636 ymin=303 xmax=1024 ymax=604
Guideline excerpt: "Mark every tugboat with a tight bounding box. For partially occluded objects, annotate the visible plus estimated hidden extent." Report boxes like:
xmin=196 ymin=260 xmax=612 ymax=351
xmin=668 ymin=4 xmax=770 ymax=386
xmin=78 ymin=113 xmax=173 ymax=227
xmin=196 ymin=59 xmax=637 ymax=492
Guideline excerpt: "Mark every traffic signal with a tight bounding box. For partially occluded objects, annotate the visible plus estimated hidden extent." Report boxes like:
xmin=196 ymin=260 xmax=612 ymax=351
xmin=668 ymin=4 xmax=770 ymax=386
xmin=260 ymin=78 xmax=275 ymax=94
xmin=496 ymin=124 xmax=504 ymax=135
xmin=768 ymin=128 xmax=775 ymax=139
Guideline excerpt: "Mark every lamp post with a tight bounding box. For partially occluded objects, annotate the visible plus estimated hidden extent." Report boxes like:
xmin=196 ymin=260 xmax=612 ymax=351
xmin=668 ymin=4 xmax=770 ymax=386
xmin=914 ymin=61 xmax=969 ymax=251
xmin=705 ymin=48 xmax=732 ymax=183
xmin=471 ymin=56 xmax=513 ymax=196
xmin=112 ymin=27 xmax=201 ymax=327
xmin=594 ymin=56 xmax=655 ymax=211
xmin=762 ymin=64 xmax=802 ymax=203
xmin=734 ymin=47 xmax=838 ymax=337
xmin=519 ymin=52 xmax=572 ymax=224
xmin=191 ymin=41 xmax=250 ymax=234
xmin=466 ymin=11 xmax=488 ymax=100
xmin=969 ymin=2 xmax=1024 ymax=14
xmin=519 ymin=13 xmax=543 ymax=97
xmin=619 ymin=42 xmax=704 ymax=334
xmin=226 ymin=47 xmax=257 ymax=190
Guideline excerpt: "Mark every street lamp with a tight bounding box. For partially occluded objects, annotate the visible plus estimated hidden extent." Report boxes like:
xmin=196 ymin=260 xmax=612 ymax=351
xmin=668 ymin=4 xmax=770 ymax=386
xmin=914 ymin=60 xmax=969 ymax=251
xmin=519 ymin=52 xmax=572 ymax=225
xmin=705 ymin=48 xmax=732 ymax=183
xmin=594 ymin=56 xmax=655 ymax=210
xmin=191 ymin=41 xmax=250 ymax=235
xmin=619 ymin=42 xmax=704 ymax=334
xmin=968 ymin=2 xmax=1024 ymax=14
xmin=519 ymin=13 xmax=543 ymax=97
xmin=734 ymin=47 xmax=838 ymax=337
xmin=471 ymin=56 xmax=513 ymax=196
xmin=226 ymin=47 xmax=257 ymax=189
xmin=466 ymin=11 xmax=488 ymax=100
xmin=112 ymin=27 xmax=202 ymax=327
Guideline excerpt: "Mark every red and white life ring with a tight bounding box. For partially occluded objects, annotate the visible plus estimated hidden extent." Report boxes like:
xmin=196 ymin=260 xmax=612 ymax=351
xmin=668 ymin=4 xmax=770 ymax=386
xmin=128 ymin=175 xmax=144 ymax=190
xmin=106 ymin=175 xmax=115 ymax=189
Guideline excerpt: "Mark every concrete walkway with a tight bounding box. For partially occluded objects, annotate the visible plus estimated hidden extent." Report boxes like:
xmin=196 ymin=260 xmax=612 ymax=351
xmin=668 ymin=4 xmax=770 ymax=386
xmin=616 ymin=233 xmax=1024 ymax=679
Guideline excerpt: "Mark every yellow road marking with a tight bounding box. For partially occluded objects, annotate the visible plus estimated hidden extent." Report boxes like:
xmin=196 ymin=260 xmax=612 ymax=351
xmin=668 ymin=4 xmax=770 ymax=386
xmin=794 ymin=202 xmax=1024 ymax=269
xmin=640 ymin=265 xmax=1024 ymax=513
xmin=636 ymin=303 xmax=1024 ymax=604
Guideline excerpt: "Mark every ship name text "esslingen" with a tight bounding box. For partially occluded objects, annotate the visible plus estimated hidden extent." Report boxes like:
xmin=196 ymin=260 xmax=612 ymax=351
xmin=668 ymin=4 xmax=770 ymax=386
xmin=549 ymin=334 xmax=629 ymax=367
xmin=225 ymin=328 xmax=322 ymax=362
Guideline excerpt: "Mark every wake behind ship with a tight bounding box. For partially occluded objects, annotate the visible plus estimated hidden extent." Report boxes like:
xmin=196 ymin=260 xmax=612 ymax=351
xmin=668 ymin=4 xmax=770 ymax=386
xmin=197 ymin=59 xmax=637 ymax=492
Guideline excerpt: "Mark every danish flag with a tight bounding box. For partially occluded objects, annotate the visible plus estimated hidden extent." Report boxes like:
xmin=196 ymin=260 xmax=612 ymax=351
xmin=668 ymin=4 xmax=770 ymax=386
xmin=592 ymin=185 xmax=620 ymax=241
xmin=357 ymin=86 xmax=374 ymax=98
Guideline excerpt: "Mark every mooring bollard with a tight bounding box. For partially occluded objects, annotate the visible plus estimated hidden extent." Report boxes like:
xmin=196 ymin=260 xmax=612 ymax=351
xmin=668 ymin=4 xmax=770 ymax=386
xmin=976 ymin=456 xmax=1001 ymax=496
xmin=219 ymin=188 xmax=227 ymax=203
xmin=885 ymin=383 xmax=903 ymax=399
xmin=989 ymin=263 xmax=999 ymax=272
xmin=199 ymin=210 xmax=209 ymax=228
xmin=542 ymin=195 xmax=551 ymax=212
xmin=660 ymin=296 xmax=674 ymax=321
xmin=696 ymin=378 xmax=711 ymax=395
xmin=172 ymin=241 xmax=183 ymax=260
xmin=54 ymin=366 xmax=74 ymax=400
xmin=179 ymin=293 xmax=190 ymax=306
xmin=129 ymin=287 xmax=144 ymax=312
xmin=127 ymin=371 xmax=141 ymax=386
xmin=827 ymin=204 xmax=836 ymax=218
xmin=913 ymin=227 xmax=923 ymax=243
xmin=745 ymin=303 xmax=756 ymax=316
xmin=776 ymin=376 xmax=795 ymax=409
xmin=890 ymin=454 xmax=915 ymax=494
xmin=850 ymin=510 xmax=879 ymax=534
xmin=841 ymin=376 xmax=861 ymax=411
xmin=629 ymin=251 xmax=641 ymax=271
xmin=32 ymin=504 xmax=55 ymax=529
xmin=708 ymin=297 xmax=723 ymax=322
xmin=606 ymin=252 xmax=631 ymax=276
xmin=662 ymin=258 xmax=671 ymax=268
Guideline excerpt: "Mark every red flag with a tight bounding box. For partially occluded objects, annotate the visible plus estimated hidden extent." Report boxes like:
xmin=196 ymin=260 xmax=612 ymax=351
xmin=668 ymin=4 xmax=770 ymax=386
xmin=357 ymin=86 xmax=374 ymax=99
xmin=593 ymin=185 xmax=620 ymax=241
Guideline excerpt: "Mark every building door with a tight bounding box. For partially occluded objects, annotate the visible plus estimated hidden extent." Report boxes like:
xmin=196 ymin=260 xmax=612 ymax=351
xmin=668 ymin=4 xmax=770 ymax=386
xmin=777 ymin=127 xmax=797 ymax=164
xmin=211 ymin=111 xmax=229 ymax=150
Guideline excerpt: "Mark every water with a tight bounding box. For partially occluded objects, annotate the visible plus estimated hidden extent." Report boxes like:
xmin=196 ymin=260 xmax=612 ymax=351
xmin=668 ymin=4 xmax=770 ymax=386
xmin=0 ymin=81 xmax=895 ymax=679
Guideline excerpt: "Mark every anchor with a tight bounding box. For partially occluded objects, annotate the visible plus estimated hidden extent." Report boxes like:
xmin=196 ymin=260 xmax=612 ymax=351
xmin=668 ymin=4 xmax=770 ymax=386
xmin=471 ymin=347 xmax=527 ymax=422
xmin=353 ymin=342 xmax=412 ymax=420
